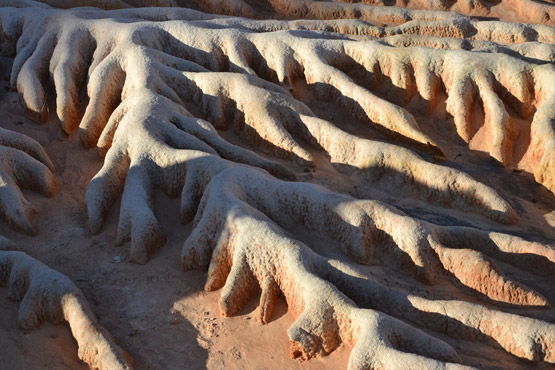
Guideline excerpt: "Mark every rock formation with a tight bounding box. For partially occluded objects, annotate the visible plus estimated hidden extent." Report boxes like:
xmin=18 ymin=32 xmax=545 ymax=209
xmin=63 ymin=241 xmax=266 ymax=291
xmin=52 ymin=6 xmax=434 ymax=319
xmin=0 ymin=126 xmax=56 ymax=233
xmin=0 ymin=0 xmax=553 ymax=369
xmin=0 ymin=246 xmax=134 ymax=369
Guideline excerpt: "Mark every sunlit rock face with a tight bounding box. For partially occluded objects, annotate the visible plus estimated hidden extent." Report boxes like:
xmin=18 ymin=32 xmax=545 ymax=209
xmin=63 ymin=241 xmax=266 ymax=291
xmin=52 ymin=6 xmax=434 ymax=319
xmin=0 ymin=1 xmax=554 ymax=369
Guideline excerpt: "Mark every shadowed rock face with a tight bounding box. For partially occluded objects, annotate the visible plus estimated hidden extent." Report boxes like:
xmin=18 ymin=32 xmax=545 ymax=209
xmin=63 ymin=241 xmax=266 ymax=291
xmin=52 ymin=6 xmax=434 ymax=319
xmin=0 ymin=1 xmax=553 ymax=369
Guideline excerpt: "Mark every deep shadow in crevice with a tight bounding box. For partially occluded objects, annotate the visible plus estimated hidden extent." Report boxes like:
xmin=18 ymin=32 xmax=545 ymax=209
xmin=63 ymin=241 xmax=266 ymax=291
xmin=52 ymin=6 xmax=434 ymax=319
xmin=321 ymin=259 xmax=551 ymax=368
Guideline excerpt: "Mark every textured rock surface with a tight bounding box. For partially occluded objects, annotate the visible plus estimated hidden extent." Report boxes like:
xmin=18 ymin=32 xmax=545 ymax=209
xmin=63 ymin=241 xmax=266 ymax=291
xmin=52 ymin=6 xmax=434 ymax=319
xmin=0 ymin=248 xmax=134 ymax=369
xmin=0 ymin=127 xmax=56 ymax=233
xmin=0 ymin=0 xmax=553 ymax=369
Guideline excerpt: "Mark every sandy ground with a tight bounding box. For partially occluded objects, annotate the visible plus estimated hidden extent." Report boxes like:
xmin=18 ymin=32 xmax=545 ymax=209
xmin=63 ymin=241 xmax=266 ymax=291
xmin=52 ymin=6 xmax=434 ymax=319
xmin=0 ymin=44 xmax=554 ymax=370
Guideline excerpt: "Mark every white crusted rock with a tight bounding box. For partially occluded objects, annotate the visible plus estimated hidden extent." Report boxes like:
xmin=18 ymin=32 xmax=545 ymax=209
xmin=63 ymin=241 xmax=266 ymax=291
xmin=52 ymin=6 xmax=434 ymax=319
xmin=0 ymin=249 xmax=134 ymax=369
